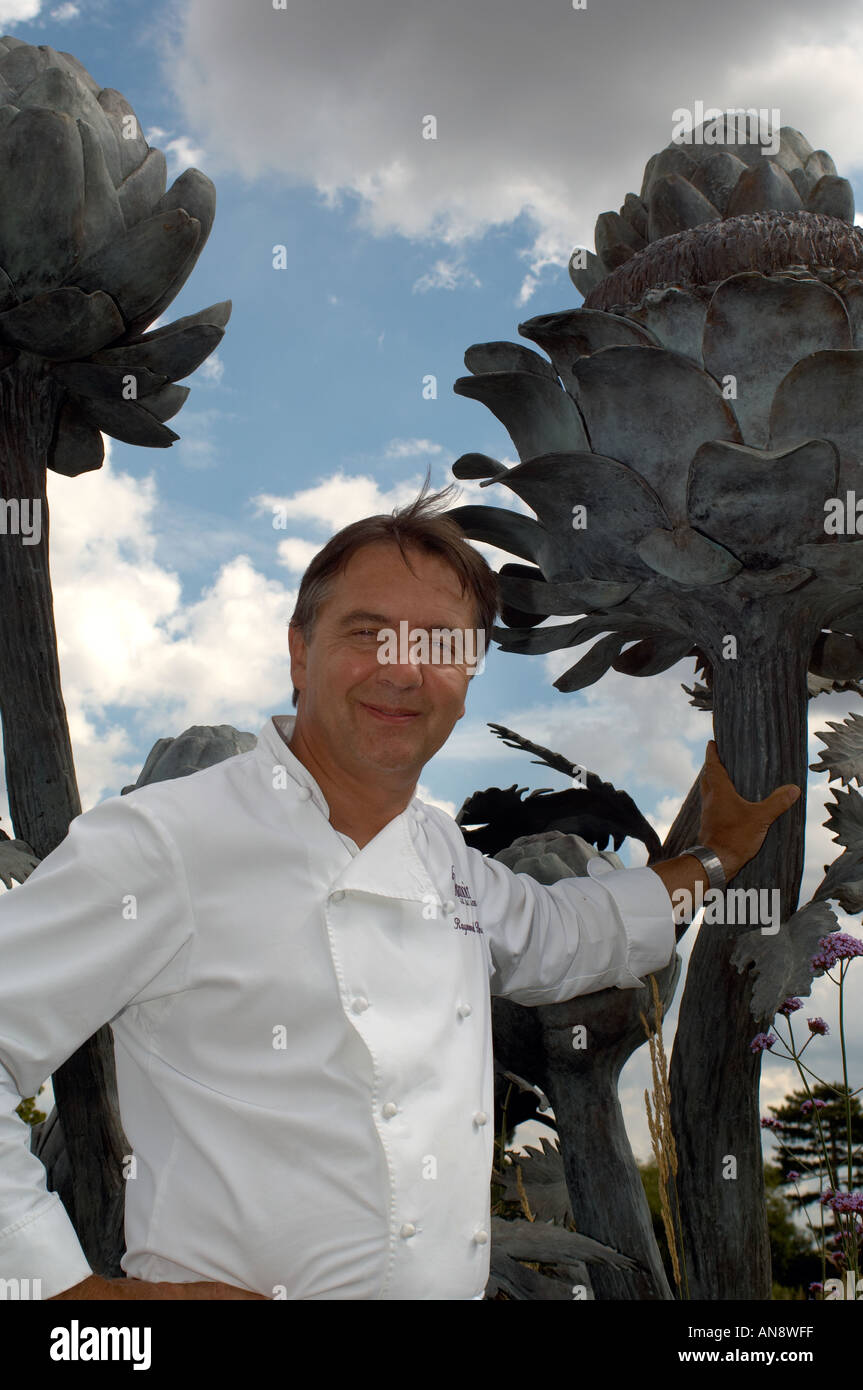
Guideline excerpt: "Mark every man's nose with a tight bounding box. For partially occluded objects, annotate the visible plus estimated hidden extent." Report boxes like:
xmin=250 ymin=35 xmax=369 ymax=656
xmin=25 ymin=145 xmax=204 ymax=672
xmin=377 ymin=655 xmax=425 ymax=688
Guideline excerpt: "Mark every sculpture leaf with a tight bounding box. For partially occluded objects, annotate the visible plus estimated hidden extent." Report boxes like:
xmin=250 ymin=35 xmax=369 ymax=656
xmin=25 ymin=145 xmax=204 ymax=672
xmin=731 ymin=900 xmax=839 ymax=1022
xmin=496 ymin=1137 xmax=574 ymax=1225
xmin=809 ymin=712 xmax=863 ymax=785
xmin=822 ymin=785 xmax=863 ymax=851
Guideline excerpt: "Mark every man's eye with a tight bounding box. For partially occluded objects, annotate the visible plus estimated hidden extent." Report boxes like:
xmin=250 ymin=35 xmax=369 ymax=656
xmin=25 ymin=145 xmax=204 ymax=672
xmin=353 ymin=629 xmax=376 ymax=637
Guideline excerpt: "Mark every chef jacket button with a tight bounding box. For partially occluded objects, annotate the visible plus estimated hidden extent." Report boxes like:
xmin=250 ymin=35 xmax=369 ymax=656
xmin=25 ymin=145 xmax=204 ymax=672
xmin=351 ymin=996 xmax=369 ymax=1013
xmin=296 ymin=786 xmax=312 ymax=801
xmin=400 ymin=1223 xmax=417 ymax=1239
xmin=382 ymin=1101 xmax=398 ymax=1118
xmin=331 ymin=889 xmax=345 ymax=902
xmin=443 ymin=899 xmax=455 ymax=914
xmin=473 ymin=1229 xmax=489 ymax=1245
xmin=457 ymin=1003 xmax=472 ymax=1018
xmin=473 ymin=1111 xmax=488 ymax=1126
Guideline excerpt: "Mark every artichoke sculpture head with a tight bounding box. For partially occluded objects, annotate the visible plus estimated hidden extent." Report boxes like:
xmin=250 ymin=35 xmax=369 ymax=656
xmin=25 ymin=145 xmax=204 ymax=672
xmin=450 ymin=116 xmax=863 ymax=702
xmin=0 ymin=35 xmax=229 ymax=477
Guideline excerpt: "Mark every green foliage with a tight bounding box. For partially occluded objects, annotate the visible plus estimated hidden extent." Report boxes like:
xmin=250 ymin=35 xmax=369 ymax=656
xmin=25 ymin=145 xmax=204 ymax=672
xmin=763 ymin=1161 xmax=821 ymax=1296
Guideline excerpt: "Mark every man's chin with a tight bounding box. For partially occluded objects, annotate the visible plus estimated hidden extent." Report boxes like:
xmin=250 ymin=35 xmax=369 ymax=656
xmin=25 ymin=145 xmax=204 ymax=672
xmin=350 ymin=717 xmax=426 ymax=770
xmin=356 ymin=736 xmax=425 ymax=773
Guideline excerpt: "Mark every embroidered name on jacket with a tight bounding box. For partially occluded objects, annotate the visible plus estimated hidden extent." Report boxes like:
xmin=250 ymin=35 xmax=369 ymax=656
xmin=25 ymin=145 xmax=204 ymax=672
xmin=453 ymin=915 xmax=483 ymax=935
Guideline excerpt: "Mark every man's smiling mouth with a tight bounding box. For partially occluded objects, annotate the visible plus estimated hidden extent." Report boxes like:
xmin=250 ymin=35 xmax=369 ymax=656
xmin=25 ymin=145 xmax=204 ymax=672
xmin=360 ymin=702 xmax=422 ymax=721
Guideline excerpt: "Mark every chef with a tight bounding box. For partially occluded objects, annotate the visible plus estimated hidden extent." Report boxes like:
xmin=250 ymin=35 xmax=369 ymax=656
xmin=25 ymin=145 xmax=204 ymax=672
xmin=0 ymin=485 xmax=799 ymax=1301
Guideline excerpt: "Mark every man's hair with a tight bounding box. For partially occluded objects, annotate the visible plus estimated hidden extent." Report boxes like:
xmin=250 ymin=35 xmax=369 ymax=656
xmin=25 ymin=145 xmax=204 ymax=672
xmin=288 ymin=477 xmax=499 ymax=707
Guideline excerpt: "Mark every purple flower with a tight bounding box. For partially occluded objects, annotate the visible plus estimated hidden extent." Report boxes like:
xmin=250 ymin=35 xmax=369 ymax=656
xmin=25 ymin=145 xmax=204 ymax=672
xmin=810 ymin=932 xmax=863 ymax=972
xmin=807 ymin=1017 xmax=829 ymax=1035
xmin=800 ymin=1098 xmax=826 ymax=1113
xmin=761 ymin=1116 xmax=783 ymax=1130
xmin=822 ymin=1190 xmax=863 ymax=1214
xmin=786 ymin=1170 xmax=801 ymax=1182
xmin=750 ymin=1032 xmax=776 ymax=1053
xmin=778 ymin=997 xmax=803 ymax=1016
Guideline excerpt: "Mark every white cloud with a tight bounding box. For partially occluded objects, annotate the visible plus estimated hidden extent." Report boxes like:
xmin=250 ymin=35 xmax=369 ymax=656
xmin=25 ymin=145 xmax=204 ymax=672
xmin=412 ymin=258 xmax=481 ymax=294
xmin=260 ymin=471 xmax=433 ymax=574
xmin=383 ymin=438 xmax=443 ymax=458
xmin=172 ymin=0 xmax=863 ymax=300
xmin=257 ymin=470 xmax=430 ymax=532
xmin=257 ymin=466 xmax=531 ymax=579
xmin=196 ymin=353 xmax=224 ymax=385
xmin=274 ymin=537 xmax=321 ymax=574
xmin=516 ymin=275 xmax=539 ymax=308
xmin=163 ymin=133 xmax=206 ymax=177
xmin=144 ymin=126 xmax=206 ymax=181
xmin=416 ymin=783 xmax=457 ymax=819
xmin=0 ymin=0 xmax=41 ymax=21
xmin=49 ymin=1 xmax=78 ymax=18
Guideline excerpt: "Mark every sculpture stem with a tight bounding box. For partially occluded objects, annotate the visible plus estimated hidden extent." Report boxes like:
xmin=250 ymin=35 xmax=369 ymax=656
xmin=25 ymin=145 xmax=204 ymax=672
xmin=0 ymin=355 xmax=128 ymax=1276
xmin=668 ymin=612 xmax=812 ymax=1299
xmin=0 ymin=357 xmax=79 ymax=856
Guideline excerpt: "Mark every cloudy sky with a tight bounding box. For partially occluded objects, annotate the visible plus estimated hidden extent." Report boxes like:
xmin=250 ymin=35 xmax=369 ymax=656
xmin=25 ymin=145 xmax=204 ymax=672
xmin=1 ymin=0 xmax=862 ymax=1172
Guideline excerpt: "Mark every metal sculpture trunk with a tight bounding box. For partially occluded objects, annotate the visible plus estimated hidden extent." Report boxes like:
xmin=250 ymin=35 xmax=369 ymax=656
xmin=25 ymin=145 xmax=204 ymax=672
xmin=671 ymin=610 xmax=812 ymax=1295
xmin=0 ymin=358 xmax=76 ymax=858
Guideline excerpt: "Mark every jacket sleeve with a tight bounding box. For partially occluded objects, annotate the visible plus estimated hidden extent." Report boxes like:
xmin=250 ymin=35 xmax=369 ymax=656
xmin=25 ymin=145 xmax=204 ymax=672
xmin=465 ymin=847 xmax=676 ymax=1004
xmin=0 ymin=793 xmax=195 ymax=1299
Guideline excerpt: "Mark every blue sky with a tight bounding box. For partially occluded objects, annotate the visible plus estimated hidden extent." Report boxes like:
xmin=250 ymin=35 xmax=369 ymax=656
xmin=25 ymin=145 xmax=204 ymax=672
xmin=2 ymin=0 xmax=863 ymax=1169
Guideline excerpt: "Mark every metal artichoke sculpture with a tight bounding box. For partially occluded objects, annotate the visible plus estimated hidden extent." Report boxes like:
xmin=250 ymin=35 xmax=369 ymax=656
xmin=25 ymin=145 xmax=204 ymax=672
xmin=450 ymin=115 xmax=862 ymax=1298
xmin=0 ymin=37 xmax=229 ymax=1273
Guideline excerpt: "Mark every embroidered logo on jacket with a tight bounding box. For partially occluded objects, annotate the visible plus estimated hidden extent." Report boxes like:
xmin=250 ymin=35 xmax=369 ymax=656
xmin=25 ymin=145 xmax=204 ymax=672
xmin=451 ymin=864 xmax=477 ymax=906
xmin=451 ymin=865 xmax=482 ymax=933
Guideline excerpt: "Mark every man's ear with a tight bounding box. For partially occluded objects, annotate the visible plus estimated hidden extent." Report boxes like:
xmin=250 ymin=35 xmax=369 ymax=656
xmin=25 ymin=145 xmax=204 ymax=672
xmin=288 ymin=622 xmax=308 ymax=696
xmin=455 ymin=678 xmax=470 ymax=721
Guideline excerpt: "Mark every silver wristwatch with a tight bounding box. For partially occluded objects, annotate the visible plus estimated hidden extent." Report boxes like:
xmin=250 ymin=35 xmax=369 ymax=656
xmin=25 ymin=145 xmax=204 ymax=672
xmin=680 ymin=843 xmax=727 ymax=891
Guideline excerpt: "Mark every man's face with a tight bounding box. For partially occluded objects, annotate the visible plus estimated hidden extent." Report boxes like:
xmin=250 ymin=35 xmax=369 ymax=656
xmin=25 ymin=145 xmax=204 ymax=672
xmin=288 ymin=541 xmax=480 ymax=782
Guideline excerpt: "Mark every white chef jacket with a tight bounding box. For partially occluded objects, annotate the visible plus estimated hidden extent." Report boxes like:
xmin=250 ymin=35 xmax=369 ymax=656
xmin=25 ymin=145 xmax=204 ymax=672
xmin=0 ymin=713 xmax=675 ymax=1301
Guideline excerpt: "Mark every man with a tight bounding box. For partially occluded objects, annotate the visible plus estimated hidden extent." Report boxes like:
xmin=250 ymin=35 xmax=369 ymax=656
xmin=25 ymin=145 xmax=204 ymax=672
xmin=0 ymin=485 xmax=799 ymax=1301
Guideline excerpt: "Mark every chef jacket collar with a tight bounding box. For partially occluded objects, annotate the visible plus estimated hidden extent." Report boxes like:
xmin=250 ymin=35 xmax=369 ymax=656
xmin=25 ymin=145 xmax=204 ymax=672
xmin=262 ymin=713 xmax=332 ymax=816
xmin=256 ymin=714 xmax=438 ymax=903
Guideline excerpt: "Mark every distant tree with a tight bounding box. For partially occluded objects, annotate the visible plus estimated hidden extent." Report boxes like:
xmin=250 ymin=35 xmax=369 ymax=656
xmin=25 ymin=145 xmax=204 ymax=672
xmin=763 ymin=1162 xmax=821 ymax=1297
xmin=765 ymin=1081 xmax=863 ymax=1227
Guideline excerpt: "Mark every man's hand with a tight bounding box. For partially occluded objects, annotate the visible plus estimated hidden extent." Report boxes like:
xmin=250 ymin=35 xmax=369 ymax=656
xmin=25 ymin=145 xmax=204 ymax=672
xmin=698 ymin=739 xmax=801 ymax=880
xmin=49 ymin=1274 xmax=268 ymax=1300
